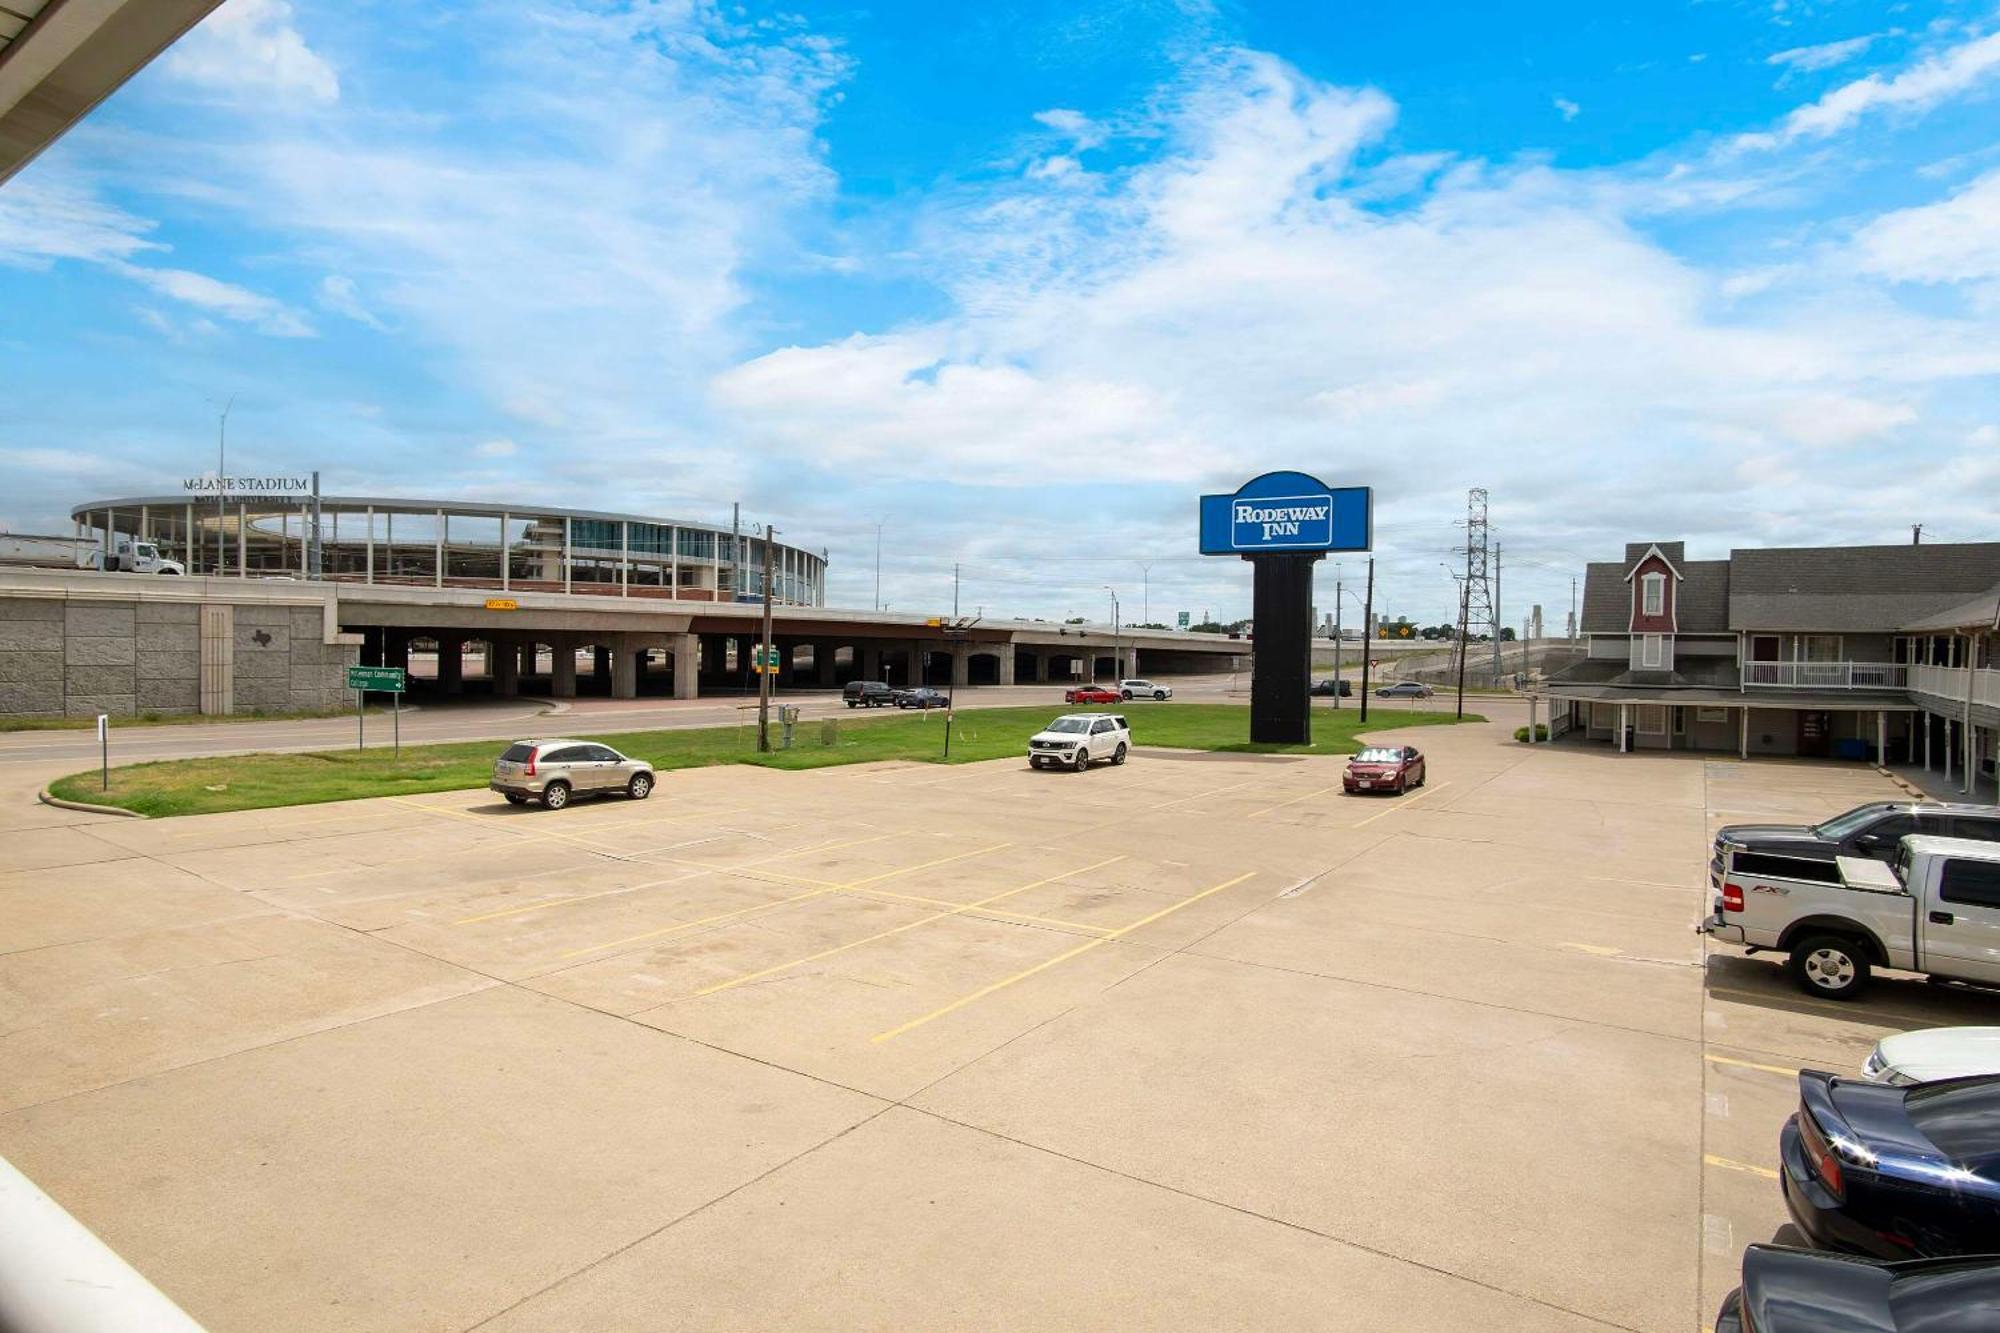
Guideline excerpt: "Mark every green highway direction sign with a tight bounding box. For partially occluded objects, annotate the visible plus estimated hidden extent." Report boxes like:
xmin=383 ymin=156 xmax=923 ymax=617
xmin=1177 ymin=611 xmax=1190 ymax=629
xmin=346 ymin=665 xmax=408 ymax=693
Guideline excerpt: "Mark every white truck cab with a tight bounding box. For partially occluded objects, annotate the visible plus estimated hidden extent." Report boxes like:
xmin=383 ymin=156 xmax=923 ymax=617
xmin=1027 ymin=713 xmax=1130 ymax=771
xmin=81 ymin=539 xmax=185 ymax=575
xmin=1702 ymin=834 xmax=2000 ymax=998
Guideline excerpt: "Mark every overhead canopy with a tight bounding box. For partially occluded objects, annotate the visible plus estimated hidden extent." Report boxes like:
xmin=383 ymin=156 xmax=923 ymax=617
xmin=0 ymin=0 xmax=223 ymax=187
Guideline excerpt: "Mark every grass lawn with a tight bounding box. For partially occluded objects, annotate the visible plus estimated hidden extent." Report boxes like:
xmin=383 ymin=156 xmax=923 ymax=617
xmin=49 ymin=704 xmax=1482 ymax=819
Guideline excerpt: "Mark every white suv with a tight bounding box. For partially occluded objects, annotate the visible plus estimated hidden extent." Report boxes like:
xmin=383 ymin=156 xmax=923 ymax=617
xmin=1028 ymin=713 xmax=1130 ymax=771
xmin=1118 ymin=679 xmax=1172 ymax=700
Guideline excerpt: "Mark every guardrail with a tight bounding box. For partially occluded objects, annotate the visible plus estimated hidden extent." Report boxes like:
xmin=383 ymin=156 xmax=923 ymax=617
xmin=1742 ymin=661 xmax=1907 ymax=689
xmin=0 ymin=1153 xmax=205 ymax=1331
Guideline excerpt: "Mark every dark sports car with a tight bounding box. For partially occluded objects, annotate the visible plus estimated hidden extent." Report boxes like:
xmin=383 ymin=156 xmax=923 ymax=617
xmin=1716 ymin=1244 xmax=2000 ymax=1332
xmin=1781 ymin=1069 xmax=2000 ymax=1260
xmin=895 ymin=687 xmax=950 ymax=709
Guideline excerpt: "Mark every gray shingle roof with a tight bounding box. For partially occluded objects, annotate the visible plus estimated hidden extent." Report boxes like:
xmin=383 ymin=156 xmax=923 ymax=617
xmin=1579 ymin=554 xmax=1729 ymax=633
xmin=1729 ymin=543 xmax=2000 ymax=631
xmin=1899 ymin=581 xmax=2000 ymax=633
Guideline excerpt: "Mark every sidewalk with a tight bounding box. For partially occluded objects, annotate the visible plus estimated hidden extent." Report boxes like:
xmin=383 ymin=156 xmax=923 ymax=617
xmin=1886 ymin=760 xmax=1994 ymax=803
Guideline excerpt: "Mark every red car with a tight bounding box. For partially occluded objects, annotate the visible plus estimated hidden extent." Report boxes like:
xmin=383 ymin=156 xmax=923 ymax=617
xmin=1065 ymin=683 xmax=1121 ymax=705
xmin=1344 ymin=745 xmax=1426 ymax=795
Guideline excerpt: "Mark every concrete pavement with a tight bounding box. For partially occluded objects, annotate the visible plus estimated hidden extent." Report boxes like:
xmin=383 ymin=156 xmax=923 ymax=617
xmin=0 ymin=712 xmax=1913 ymax=1332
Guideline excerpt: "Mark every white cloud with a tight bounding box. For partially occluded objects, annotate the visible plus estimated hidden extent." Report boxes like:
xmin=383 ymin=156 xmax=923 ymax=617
xmin=0 ymin=176 xmax=161 ymax=267
xmin=109 ymin=261 xmax=314 ymax=336
xmin=1553 ymin=97 xmax=1581 ymax=122
xmin=1033 ymin=108 xmax=1108 ymax=150
xmin=317 ymin=274 xmax=385 ymax=329
xmin=163 ymin=0 xmax=339 ymax=106
xmin=1851 ymin=168 xmax=2000 ymax=283
xmin=474 ymin=438 xmax=519 ymax=458
xmin=1767 ymin=34 xmax=1882 ymax=76
xmin=1739 ymin=27 xmax=2000 ymax=149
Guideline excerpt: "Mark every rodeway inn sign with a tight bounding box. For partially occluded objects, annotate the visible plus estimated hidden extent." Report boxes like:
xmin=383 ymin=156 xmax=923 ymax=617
xmin=1198 ymin=471 xmax=1370 ymax=554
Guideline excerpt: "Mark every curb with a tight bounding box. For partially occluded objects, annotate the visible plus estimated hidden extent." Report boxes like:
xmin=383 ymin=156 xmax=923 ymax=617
xmin=1876 ymin=765 xmax=1929 ymax=801
xmin=541 ymin=701 xmax=572 ymax=716
xmin=38 ymin=787 xmax=146 ymax=818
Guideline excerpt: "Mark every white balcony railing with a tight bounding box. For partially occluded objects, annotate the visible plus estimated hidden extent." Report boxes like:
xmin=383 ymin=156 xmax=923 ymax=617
xmin=1911 ymin=665 xmax=2000 ymax=708
xmin=1742 ymin=661 xmax=1908 ymax=689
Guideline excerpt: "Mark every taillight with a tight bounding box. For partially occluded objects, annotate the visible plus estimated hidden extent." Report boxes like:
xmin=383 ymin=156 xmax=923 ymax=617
xmin=1799 ymin=1108 xmax=1844 ymax=1197
xmin=1722 ymin=883 xmax=1745 ymax=912
xmin=524 ymin=749 xmax=538 ymax=777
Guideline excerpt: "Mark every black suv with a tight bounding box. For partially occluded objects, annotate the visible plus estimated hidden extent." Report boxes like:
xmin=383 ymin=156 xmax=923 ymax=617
xmin=1714 ymin=801 xmax=2000 ymax=881
xmin=843 ymin=680 xmax=896 ymax=708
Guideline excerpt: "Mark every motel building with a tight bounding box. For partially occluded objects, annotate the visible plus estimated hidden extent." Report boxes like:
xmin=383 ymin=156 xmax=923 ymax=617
xmin=1534 ymin=540 xmax=2000 ymax=797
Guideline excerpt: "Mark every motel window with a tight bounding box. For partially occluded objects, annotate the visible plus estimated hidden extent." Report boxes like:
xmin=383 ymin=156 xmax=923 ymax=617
xmin=1591 ymin=704 xmax=1616 ymax=729
xmin=1641 ymin=572 xmax=1665 ymax=617
xmin=1637 ymin=705 xmax=1668 ymax=734
xmin=1799 ymin=635 xmax=1842 ymax=663
xmin=1642 ymin=634 xmax=1664 ymax=668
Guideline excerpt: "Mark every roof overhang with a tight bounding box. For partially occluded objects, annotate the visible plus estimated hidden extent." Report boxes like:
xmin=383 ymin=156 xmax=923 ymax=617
xmin=0 ymin=0 xmax=224 ymax=187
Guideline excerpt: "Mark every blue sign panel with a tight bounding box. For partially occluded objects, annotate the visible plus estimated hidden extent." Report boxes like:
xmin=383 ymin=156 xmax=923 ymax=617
xmin=1199 ymin=472 xmax=1370 ymax=555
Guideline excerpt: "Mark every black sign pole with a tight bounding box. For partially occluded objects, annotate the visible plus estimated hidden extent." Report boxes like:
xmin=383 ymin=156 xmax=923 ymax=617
xmin=357 ymin=685 xmax=365 ymax=752
xmin=393 ymin=686 xmax=400 ymax=759
xmin=1359 ymin=558 xmax=1375 ymax=723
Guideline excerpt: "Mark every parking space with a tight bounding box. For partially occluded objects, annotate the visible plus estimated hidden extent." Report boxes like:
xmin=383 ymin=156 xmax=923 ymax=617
xmin=0 ymin=721 xmax=1978 ymax=1331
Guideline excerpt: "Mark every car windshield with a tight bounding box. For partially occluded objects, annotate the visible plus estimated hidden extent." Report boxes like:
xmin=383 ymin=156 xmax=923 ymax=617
xmin=1353 ymin=748 xmax=1402 ymax=763
xmin=1046 ymin=718 xmax=1090 ymax=734
xmin=1811 ymin=803 xmax=1898 ymax=840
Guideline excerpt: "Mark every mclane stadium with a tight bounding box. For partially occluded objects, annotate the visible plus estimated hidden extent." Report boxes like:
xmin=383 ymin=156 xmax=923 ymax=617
xmin=67 ymin=495 xmax=826 ymax=605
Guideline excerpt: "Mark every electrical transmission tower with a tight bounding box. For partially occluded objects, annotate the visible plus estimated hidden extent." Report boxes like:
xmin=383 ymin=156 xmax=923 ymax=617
xmin=1462 ymin=488 xmax=1501 ymax=686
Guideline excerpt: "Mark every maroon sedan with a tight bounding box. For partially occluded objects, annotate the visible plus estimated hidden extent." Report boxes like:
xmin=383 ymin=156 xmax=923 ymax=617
xmin=1065 ymin=683 xmax=1121 ymax=705
xmin=1344 ymin=745 xmax=1427 ymax=795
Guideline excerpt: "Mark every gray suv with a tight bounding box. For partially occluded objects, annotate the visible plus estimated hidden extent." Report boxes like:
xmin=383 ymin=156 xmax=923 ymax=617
xmin=490 ymin=738 xmax=655 ymax=810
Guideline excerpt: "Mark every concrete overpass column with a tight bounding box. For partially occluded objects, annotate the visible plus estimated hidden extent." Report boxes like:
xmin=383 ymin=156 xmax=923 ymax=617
xmin=493 ymin=636 xmax=520 ymax=698
xmin=670 ymin=633 xmax=698 ymax=700
xmin=592 ymin=645 xmax=610 ymax=684
xmin=1122 ymin=648 xmax=1140 ymax=678
xmin=551 ymin=637 xmax=577 ymax=699
xmin=999 ymin=647 xmax=1016 ymax=687
xmin=817 ymin=641 xmax=839 ymax=686
xmin=862 ymin=644 xmax=882 ymax=681
xmin=950 ymin=643 xmax=971 ymax=688
xmin=520 ymin=642 xmax=537 ymax=678
xmin=438 ymin=638 xmax=464 ymax=695
xmin=611 ymin=637 xmax=639 ymax=699
xmin=384 ymin=633 xmax=409 ymax=675
xmin=910 ymin=641 xmax=930 ymax=686
xmin=1033 ymin=652 xmax=1048 ymax=683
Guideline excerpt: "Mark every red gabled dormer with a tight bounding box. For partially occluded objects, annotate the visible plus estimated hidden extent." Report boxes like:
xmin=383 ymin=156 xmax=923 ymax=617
xmin=1625 ymin=542 xmax=1680 ymax=633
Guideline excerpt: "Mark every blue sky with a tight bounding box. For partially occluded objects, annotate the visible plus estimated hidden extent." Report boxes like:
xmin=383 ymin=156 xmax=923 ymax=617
xmin=3 ymin=0 xmax=1999 ymax=626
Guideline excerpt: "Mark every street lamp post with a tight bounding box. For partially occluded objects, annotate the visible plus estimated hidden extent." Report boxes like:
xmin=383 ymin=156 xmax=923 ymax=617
xmin=214 ymin=395 xmax=234 ymax=576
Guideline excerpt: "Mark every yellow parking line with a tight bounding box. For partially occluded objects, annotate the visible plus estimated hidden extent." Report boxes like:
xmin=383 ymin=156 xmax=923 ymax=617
xmin=1704 ymin=1154 xmax=1779 ymax=1180
xmin=691 ymin=855 xmax=1128 ymax=999
xmin=1246 ymin=783 xmax=1343 ymax=819
xmin=558 ymin=841 xmax=1014 ymax=960
xmin=849 ymin=886 xmax=1110 ymax=934
xmin=450 ymin=832 xmax=898 ymax=926
xmin=1705 ymin=1053 xmax=1796 ymax=1077
xmin=1350 ymin=781 xmax=1452 ymax=828
xmin=873 ymin=871 xmax=1257 ymax=1043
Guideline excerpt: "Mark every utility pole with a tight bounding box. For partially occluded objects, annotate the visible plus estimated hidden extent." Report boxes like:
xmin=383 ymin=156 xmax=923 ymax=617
xmin=214 ymin=395 xmax=234 ymax=576
xmin=874 ymin=522 xmax=883 ymax=610
xmin=756 ymin=525 xmax=776 ymax=752
xmin=1913 ymin=524 xmax=1923 ymax=546
xmin=1491 ymin=540 xmax=1503 ymax=687
xmin=1359 ymin=558 xmax=1374 ymax=722
xmin=1454 ymin=556 xmax=1471 ymax=721
xmin=1570 ymin=576 xmax=1578 ymax=641
xmin=1332 ymin=578 xmax=1342 ymax=709
xmin=953 ymin=562 xmax=960 ymax=618
xmin=731 ymin=503 xmax=742 ymax=602
xmin=1140 ymin=562 xmax=1151 ymax=627
xmin=1460 ymin=488 xmax=1498 ymax=688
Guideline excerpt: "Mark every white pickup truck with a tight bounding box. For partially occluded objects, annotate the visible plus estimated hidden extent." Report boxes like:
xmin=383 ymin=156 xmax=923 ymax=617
xmin=1701 ymin=835 xmax=2000 ymax=999
xmin=80 ymin=539 xmax=185 ymax=575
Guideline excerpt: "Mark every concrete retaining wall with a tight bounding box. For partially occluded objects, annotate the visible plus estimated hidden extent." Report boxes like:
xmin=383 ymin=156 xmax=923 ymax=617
xmin=0 ymin=593 xmax=356 ymax=719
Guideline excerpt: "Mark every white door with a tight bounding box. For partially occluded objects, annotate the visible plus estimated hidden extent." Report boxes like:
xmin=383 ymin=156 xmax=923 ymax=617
xmin=1918 ymin=856 xmax=2000 ymax=984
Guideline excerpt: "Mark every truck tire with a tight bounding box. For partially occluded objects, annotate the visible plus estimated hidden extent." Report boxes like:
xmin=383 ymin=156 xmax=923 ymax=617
xmin=1788 ymin=934 xmax=1871 ymax=1000
xmin=1111 ymin=743 xmax=1127 ymax=765
xmin=1072 ymin=748 xmax=1090 ymax=772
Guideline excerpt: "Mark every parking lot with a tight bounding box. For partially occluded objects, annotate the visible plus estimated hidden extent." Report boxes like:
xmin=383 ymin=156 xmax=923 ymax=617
xmin=3 ymin=717 xmax=1992 ymax=1331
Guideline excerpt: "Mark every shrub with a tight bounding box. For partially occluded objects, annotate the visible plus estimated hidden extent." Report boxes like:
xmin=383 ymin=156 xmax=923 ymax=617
xmin=1514 ymin=723 xmax=1550 ymax=742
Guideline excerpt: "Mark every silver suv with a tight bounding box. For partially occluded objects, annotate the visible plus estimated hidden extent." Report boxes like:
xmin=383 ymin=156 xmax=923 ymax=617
xmin=490 ymin=738 xmax=654 ymax=810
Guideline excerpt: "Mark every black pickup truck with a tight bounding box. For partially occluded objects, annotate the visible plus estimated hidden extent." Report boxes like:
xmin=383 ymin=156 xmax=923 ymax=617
xmin=1713 ymin=800 xmax=2000 ymax=882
